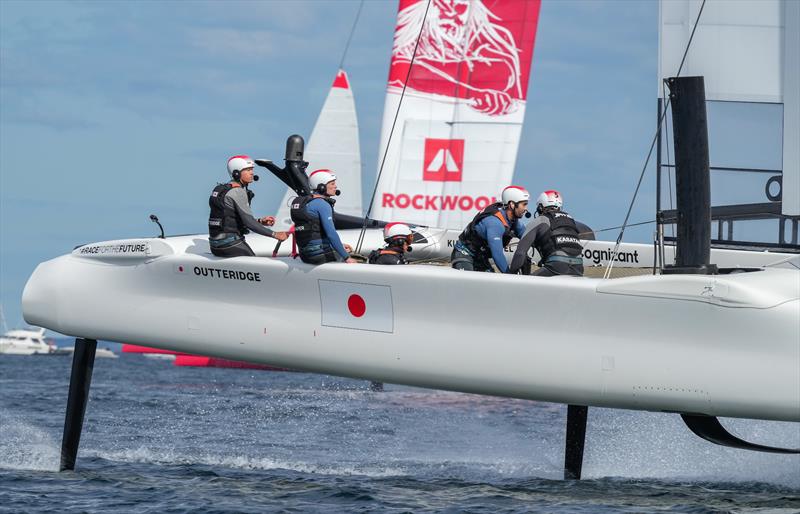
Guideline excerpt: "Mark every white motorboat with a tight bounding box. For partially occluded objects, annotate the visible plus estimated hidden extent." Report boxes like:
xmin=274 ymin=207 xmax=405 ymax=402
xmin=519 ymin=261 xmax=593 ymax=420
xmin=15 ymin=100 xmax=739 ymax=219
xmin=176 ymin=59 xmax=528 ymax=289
xmin=0 ymin=327 xmax=54 ymax=355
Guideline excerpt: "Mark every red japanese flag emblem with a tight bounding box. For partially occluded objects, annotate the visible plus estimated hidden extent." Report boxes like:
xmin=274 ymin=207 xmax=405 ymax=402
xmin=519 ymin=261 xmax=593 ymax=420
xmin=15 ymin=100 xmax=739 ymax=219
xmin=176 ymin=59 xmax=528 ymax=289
xmin=318 ymin=280 xmax=394 ymax=333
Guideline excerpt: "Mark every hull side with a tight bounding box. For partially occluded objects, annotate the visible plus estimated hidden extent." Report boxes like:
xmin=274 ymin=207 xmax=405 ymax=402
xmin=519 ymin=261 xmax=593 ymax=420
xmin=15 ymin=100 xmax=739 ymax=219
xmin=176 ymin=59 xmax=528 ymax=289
xmin=23 ymin=245 xmax=800 ymax=422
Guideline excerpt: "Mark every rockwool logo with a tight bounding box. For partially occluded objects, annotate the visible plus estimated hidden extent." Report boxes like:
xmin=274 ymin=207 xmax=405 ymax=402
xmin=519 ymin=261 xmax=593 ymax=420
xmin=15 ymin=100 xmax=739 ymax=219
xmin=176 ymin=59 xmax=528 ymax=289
xmin=423 ymin=138 xmax=464 ymax=182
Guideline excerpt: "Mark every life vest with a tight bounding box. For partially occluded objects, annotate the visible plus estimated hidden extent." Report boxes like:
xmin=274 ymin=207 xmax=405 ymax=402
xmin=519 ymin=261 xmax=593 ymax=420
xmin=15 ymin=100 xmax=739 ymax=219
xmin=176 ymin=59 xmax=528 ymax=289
xmin=457 ymin=203 xmax=516 ymax=256
xmin=538 ymin=210 xmax=583 ymax=262
xmin=368 ymin=248 xmax=407 ymax=265
xmin=208 ymin=183 xmax=254 ymax=238
xmin=290 ymin=194 xmax=336 ymax=248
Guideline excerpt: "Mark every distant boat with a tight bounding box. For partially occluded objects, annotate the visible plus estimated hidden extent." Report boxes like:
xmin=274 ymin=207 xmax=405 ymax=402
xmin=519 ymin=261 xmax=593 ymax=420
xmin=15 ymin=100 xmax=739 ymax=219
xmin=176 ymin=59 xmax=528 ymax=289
xmin=121 ymin=344 xmax=284 ymax=369
xmin=0 ymin=326 xmax=54 ymax=355
xmin=54 ymin=345 xmax=118 ymax=359
xmin=173 ymin=354 xmax=286 ymax=370
xmin=122 ymin=343 xmax=178 ymax=360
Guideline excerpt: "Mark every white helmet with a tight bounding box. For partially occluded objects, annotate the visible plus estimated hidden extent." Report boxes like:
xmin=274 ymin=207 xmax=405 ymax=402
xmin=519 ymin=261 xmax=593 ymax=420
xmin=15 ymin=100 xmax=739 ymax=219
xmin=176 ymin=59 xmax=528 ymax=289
xmin=308 ymin=169 xmax=337 ymax=193
xmin=383 ymin=222 xmax=413 ymax=243
xmin=501 ymin=185 xmax=530 ymax=205
xmin=227 ymin=155 xmax=255 ymax=179
xmin=537 ymin=190 xmax=563 ymax=211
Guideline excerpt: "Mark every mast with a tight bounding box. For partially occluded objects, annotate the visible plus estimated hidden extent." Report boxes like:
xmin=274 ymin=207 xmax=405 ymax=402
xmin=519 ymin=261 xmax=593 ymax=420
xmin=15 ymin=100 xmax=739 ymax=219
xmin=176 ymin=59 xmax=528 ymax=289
xmin=0 ymin=304 xmax=7 ymax=333
xmin=664 ymin=76 xmax=716 ymax=274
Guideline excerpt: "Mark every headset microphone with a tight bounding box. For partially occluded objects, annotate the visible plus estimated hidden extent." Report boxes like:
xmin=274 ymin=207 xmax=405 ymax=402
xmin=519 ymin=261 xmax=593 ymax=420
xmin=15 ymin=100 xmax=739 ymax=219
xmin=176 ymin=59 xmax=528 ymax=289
xmin=335 ymin=190 xmax=341 ymax=196
xmin=253 ymin=175 xmax=259 ymax=181
xmin=525 ymin=211 xmax=532 ymax=218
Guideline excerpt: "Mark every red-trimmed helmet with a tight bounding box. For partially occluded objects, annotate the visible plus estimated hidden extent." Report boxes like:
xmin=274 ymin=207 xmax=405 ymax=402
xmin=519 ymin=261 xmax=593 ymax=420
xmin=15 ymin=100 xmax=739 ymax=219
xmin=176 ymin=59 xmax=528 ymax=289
xmin=308 ymin=169 xmax=337 ymax=193
xmin=227 ymin=155 xmax=255 ymax=178
xmin=383 ymin=222 xmax=413 ymax=244
xmin=501 ymin=185 xmax=530 ymax=205
xmin=537 ymin=190 xmax=563 ymax=211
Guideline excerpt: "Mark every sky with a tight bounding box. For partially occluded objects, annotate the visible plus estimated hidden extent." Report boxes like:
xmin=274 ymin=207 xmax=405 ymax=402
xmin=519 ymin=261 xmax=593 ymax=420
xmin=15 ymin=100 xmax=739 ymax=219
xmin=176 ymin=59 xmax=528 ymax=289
xmin=0 ymin=0 xmax=782 ymax=329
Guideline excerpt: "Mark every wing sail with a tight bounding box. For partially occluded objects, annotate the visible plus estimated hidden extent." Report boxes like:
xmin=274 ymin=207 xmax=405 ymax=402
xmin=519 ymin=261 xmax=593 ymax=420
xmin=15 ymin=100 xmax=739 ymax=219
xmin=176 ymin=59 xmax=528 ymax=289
xmin=275 ymin=69 xmax=362 ymax=228
xmin=369 ymin=0 xmax=542 ymax=230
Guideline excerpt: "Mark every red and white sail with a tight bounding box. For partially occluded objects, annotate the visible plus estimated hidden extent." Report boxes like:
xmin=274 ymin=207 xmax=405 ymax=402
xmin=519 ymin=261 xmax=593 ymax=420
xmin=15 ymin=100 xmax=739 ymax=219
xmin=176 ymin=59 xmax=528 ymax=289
xmin=369 ymin=0 xmax=542 ymax=229
xmin=275 ymin=69 xmax=362 ymax=228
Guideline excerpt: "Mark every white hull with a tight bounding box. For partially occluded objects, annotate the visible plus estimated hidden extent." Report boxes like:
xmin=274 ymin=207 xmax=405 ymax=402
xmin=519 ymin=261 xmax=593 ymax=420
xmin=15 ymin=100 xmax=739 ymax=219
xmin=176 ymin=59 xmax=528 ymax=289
xmin=22 ymin=237 xmax=800 ymax=422
xmin=0 ymin=345 xmax=51 ymax=356
xmin=143 ymin=353 xmax=176 ymax=361
xmin=0 ymin=327 xmax=52 ymax=355
xmin=55 ymin=347 xmax=118 ymax=358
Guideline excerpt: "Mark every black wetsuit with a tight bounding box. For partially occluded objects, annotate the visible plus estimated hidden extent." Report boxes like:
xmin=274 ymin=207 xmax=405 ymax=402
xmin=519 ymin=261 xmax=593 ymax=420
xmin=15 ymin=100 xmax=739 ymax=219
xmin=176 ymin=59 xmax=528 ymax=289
xmin=509 ymin=210 xmax=585 ymax=276
xmin=451 ymin=204 xmax=524 ymax=273
xmin=208 ymin=183 xmax=275 ymax=258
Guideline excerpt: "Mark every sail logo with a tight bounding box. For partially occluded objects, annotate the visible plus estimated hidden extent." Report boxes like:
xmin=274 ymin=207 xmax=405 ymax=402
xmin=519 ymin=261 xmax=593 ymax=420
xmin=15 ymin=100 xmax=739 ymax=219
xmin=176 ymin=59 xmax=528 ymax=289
xmin=388 ymin=0 xmax=540 ymax=116
xmin=423 ymin=138 xmax=464 ymax=182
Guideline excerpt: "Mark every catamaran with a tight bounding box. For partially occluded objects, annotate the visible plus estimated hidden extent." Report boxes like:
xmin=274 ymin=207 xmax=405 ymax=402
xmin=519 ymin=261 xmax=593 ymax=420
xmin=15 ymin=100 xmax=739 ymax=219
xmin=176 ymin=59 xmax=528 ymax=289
xmin=19 ymin=0 xmax=799 ymax=479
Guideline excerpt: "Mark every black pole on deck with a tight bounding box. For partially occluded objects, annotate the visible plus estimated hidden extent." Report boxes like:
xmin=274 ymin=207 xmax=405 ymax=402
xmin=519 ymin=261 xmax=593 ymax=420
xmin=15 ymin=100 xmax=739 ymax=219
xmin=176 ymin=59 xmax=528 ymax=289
xmin=664 ymin=76 xmax=716 ymax=274
xmin=60 ymin=338 xmax=97 ymax=471
xmin=563 ymin=404 xmax=588 ymax=480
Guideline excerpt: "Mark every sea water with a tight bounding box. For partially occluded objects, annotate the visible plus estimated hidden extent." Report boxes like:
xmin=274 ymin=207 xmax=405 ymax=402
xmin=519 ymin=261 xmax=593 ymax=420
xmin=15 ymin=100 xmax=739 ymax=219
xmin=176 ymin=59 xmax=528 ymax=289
xmin=1 ymin=348 xmax=798 ymax=512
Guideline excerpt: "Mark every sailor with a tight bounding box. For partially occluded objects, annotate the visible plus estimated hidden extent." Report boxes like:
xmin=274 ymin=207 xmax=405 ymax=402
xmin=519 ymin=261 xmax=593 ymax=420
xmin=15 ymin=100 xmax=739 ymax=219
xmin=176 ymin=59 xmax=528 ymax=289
xmin=451 ymin=186 xmax=530 ymax=273
xmin=508 ymin=190 xmax=584 ymax=276
xmin=368 ymin=223 xmax=413 ymax=265
xmin=290 ymin=169 xmax=357 ymax=264
xmin=208 ymin=155 xmax=289 ymax=258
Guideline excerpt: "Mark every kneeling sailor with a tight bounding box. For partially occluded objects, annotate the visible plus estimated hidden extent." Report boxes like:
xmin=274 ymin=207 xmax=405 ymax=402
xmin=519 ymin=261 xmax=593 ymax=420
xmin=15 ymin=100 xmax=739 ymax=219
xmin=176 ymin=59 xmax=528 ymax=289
xmin=509 ymin=190 xmax=584 ymax=276
xmin=291 ymin=169 xmax=357 ymax=264
xmin=368 ymin=223 xmax=413 ymax=265
xmin=451 ymin=186 xmax=530 ymax=273
xmin=208 ymin=155 xmax=289 ymax=258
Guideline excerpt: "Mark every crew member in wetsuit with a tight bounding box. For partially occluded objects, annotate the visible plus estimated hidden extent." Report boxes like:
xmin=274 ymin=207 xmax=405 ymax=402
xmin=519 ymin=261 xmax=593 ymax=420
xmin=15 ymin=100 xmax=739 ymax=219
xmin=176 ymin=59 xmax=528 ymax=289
xmin=508 ymin=190 xmax=584 ymax=276
xmin=368 ymin=223 xmax=413 ymax=265
xmin=208 ymin=155 xmax=289 ymax=258
xmin=451 ymin=186 xmax=530 ymax=273
xmin=290 ymin=169 xmax=357 ymax=264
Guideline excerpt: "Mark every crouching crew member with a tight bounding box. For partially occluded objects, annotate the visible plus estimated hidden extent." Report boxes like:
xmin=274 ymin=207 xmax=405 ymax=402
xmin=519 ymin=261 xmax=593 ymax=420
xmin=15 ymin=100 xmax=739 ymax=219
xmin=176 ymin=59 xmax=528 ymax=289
xmin=509 ymin=190 xmax=584 ymax=276
xmin=451 ymin=186 xmax=530 ymax=273
xmin=368 ymin=223 xmax=413 ymax=265
xmin=209 ymin=155 xmax=289 ymax=258
xmin=291 ymin=169 xmax=357 ymax=264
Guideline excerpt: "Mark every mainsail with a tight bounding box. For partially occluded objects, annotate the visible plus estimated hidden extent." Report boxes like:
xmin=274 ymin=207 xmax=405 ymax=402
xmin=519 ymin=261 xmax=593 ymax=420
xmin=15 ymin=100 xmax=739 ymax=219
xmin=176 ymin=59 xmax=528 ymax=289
xmin=369 ymin=0 xmax=542 ymax=230
xmin=275 ymin=69 xmax=362 ymax=229
xmin=658 ymin=0 xmax=799 ymax=244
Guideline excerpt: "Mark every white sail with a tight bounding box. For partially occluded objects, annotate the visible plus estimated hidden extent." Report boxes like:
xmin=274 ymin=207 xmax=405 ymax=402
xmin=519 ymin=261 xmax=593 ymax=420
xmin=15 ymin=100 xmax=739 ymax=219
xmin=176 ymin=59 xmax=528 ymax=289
xmin=369 ymin=0 xmax=542 ymax=230
xmin=658 ymin=0 xmax=799 ymax=216
xmin=275 ymin=69 xmax=362 ymax=228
